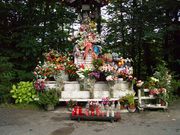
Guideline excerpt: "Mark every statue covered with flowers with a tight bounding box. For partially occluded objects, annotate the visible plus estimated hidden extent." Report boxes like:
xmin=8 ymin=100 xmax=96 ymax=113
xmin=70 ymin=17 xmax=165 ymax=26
xmin=73 ymin=15 xmax=102 ymax=68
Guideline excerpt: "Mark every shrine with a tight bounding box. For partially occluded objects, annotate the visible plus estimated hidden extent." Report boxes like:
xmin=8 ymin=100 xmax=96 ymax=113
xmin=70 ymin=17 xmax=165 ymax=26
xmin=33 ymin=0 xmax=135 ymax=103
xmin=2 ymin=0 xmax=174 ymax=130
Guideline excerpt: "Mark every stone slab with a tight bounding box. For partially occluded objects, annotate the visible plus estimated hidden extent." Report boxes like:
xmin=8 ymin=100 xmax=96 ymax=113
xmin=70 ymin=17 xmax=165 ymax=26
xmin=113 ymin=90 xmax=135 ymax=98
xmin=64 ymin=81 xmax=80 ymax=91
xmin=94 ymin=91 xmax=110 ymax=99
xmin=113 ymin=81 xmax=133 ymax=91
xmin=45 ymin=81 xmax=57 ymax=89
xmin=61 ymin=91 xmax=90 ymax=99
xmin=94 ymin=82 xmax=109 ymax=91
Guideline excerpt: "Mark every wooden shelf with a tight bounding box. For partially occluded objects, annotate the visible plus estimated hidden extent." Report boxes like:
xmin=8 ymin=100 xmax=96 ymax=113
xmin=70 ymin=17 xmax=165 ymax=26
xmin=137 ymin=89 xmax=168 ymax=110
xmin=139 ymin=104 xmax=167 ymax=109
xmin=59 ymin=98 xmax=119 ymax=102
xmin=70 ymin=114 xmax=121 ymax=123
xmin=140 ymin=96 xmax=156 ymax=100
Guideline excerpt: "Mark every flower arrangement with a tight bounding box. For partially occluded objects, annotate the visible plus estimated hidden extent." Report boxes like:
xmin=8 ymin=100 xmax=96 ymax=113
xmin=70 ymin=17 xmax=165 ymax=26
xmin=44 ymin=50 xmax=67 ymax=64
xmin=76 ymin=64 xmax=93 ymax=80
xmin=99 ymin=64 xmax=117 ymax=81
xmin=149 ymin=88 xmax=166 ymax=96
xmin=65 ymin=61 xmax=78 ymax=80
xmin=102 ymin=97 xmax=110 ymax=105
xmin=34 ymin=79 xmax=45 ymax=91
xmin=33 ymin=61 xmax=64 ymax=80
xmin=33 ymin=50 xmax=69 ymax=80
xmin=89 ymin=71 xmax=100 ymax=80
xmin=92 ymin=58 xmax=104 ymax=70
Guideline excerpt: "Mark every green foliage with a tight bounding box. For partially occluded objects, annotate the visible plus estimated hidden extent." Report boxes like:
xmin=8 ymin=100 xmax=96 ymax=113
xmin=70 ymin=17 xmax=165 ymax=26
xmin=10 ymin=81 xmax=37 ymax=104
xmin=92 ymin=58 xmax=104 ymax=70
xmin=0 ymin=56 xmax=15 ymax=103
xmin=0 ymin=0 xmax=76 ymax=83
xmin=106 ymin=0 xmax=180 ymax=79
xmin=146 ymin=61 xmax=179 ymax=103
xmin=119 ymin=93 xmax=135 ymax=106
xmin=38 ymin=89 xmax=59 ymax=106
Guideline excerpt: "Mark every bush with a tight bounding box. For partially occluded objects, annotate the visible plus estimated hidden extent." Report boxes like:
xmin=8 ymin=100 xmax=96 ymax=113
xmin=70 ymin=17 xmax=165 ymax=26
xmin=10 ymin=81 xmax=37 ymax=104
xmin=38 ymin=89 xmax=59 ymax=106
xmin=0 ymin=56 xmax=15 ymax=103
xmin=145 ymin=61 xmax=180 ymax=103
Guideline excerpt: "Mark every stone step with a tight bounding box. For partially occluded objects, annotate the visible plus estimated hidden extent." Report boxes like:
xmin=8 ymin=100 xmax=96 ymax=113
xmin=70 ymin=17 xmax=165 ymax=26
xmin=45 ymin=81 xmax=57 ymax=89
xmin=94 ymin=91 xmax=110 ymax=99
xmin=94 ymin=82 xmax=109 ymax=91
xmin=113 ymin=81 xmax=133 ymax=91
xmin=64 ymin=81 xmax=80 ymax=91
xmin=113 ymin=90 xmax=134 ymax=98
xmin=61 ymin=91 xmax=90 ymax=99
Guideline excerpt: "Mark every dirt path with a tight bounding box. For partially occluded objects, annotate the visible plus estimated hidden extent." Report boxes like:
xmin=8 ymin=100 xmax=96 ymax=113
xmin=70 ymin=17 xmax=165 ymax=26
xmin=0 ymin=99 xmax=180 ymax=135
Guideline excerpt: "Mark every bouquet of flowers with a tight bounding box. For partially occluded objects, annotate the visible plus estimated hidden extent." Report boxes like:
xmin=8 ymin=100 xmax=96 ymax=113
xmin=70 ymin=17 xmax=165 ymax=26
xmin=65 ymin=61 xmax=78 ymax=80
xmin=99 ymin=64 xmax=117 ymax=81
xmin=33 ymin=61 xmax=64 ymax=80
xmin=76 ymin=64 xmax=93 ymax=80
xmin=149 ymin=88 xmax=166 ymax=96
xmin=34 ymin=79 xmax=45 ymax=91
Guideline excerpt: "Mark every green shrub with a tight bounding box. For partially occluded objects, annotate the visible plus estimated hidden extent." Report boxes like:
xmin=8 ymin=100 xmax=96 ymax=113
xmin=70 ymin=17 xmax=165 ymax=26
xmin=145 ymin=61 xmax=180 ymax=103
xmin=0 ymin=56 xmax=15 ymax=103
xmin=10 ymin=81 xmax=37 ymax=104
xmin=38 ymin=89 xmax=59 ymax=106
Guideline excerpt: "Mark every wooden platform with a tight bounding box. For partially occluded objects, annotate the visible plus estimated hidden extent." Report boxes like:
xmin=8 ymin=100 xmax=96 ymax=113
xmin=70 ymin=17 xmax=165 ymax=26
xmin=70 ymin=114 xmax=121 ymax=123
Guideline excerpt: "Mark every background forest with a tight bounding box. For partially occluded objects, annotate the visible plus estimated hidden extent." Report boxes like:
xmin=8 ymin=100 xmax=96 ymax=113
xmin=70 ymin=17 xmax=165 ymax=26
xmin=0 ymin=0 xmax=179 ymax=103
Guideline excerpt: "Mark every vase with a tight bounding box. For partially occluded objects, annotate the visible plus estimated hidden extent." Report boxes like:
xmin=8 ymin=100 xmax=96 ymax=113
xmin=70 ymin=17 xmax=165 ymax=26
xmin=107 ymin=81 xmax=115 ymax=98
xmin=54 ymin=71 xmax=68 ymax=82
xmin=81 ymin=78 xmax=95 ymax=98
xmin=127 ymin=105 xmax=136 ymax=113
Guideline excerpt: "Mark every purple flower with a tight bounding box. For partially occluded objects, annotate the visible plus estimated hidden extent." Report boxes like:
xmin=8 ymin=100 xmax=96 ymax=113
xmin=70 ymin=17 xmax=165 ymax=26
xmin=89 ymin=71 xmax=100 ymax=79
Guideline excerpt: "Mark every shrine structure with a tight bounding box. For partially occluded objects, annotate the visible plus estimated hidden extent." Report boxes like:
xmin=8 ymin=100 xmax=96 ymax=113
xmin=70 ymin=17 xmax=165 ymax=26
xmin=41 ymin=0 xmax=135 ymax=101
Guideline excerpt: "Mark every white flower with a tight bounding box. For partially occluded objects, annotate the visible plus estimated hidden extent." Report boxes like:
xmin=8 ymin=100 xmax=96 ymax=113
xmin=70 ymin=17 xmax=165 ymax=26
xmin=106 ymin=75 xmax=114 ymax=81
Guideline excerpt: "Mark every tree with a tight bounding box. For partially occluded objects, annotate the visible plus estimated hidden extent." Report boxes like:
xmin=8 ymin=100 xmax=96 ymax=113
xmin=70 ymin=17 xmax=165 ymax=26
xmin=105 ymin=0 xmax=180 ymax=79
xmin=0 ymin=0 xmax=76 ymax=102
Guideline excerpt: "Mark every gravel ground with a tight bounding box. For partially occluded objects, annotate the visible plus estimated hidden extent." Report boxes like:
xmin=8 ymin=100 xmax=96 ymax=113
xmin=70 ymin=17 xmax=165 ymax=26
xmin=0 ymin=99 xmax=180 ymax=135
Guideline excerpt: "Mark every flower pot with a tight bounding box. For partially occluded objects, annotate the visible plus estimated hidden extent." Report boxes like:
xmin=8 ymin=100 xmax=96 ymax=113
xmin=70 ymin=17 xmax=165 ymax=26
xmin=127 ymin=105 xmax=136 ymax=113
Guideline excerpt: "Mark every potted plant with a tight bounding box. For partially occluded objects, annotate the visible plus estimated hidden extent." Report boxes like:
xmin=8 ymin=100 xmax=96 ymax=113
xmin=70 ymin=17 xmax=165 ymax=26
xmin=126 ymin=93 xmax=136 ymax=112
xmin=119 ymin=96 xmax=128 ymax=110
xmin=38 ymin=89 xmax=59 ymax=111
